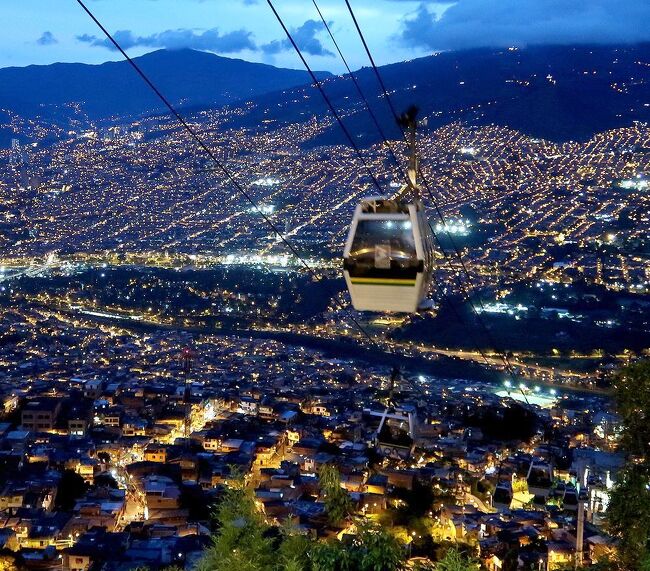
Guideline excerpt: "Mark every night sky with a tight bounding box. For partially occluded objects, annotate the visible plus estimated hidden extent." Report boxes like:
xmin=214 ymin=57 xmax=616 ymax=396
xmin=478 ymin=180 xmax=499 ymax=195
xmin=2 ymin=0 xmax=649 ymax=72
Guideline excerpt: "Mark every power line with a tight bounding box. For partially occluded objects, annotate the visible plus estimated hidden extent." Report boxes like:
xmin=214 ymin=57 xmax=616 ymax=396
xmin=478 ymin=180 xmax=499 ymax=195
xmin=270 ymin=0 xmax=515 ymax=398
xmin=74 ymin=0 xmax=380 ymax=351
xmin=311 ymin=0 xmax=510 ymax=385
xmin=265 ymin=0 xmax=387 ymax=195
xmin=343 ymin=0 xmax=529 ymax=402
xmin=311 ymin=0 xmax=403 ymax=184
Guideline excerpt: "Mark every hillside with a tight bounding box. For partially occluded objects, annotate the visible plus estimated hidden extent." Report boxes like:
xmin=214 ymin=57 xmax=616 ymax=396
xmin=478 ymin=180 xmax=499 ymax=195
xmin=1 ymin=44 xmax=648 ymax=145
xmin=0 ymin=48 xmax=331 ymax=126
xmin=221 ymin=43 xmax=650 ymax=144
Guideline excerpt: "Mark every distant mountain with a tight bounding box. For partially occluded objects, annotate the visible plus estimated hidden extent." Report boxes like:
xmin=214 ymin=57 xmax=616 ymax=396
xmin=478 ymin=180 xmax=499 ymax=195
xmin=221 ymin=43 xmax=650 ymax=144
xmin=0 ymin=49 xmax=331 ymax=125
xmin=1 ymin=44 xmax=648 ymax=145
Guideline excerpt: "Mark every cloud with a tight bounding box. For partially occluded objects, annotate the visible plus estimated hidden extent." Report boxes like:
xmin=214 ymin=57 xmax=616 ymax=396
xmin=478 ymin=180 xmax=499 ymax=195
xmin=77 ymin=27 xmax=256 ymax=53
xmin=37 ymin=31 xmax=58 ymax=46
xmin=399 ymin=0 xmax=650 ymax=51
xmin=76 ymin=18 xmax=334 ymax=59
xmin=262 ymin=19 xmax=334 ymax=57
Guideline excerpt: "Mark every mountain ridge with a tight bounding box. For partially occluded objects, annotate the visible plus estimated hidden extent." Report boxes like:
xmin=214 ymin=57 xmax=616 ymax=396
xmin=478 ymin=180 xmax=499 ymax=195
xmin=0 ymin=44 xmax=648 ymax=144
xmin=0 ymin=48 xmax=332 ymax=126
xmin=218 ymin=43 xmax=650 ymax=145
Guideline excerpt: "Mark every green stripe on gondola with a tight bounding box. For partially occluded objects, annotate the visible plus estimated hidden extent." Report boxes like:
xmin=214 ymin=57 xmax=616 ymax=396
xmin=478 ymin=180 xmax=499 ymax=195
xmin=350 ymin=277 xmax=417 ymax=286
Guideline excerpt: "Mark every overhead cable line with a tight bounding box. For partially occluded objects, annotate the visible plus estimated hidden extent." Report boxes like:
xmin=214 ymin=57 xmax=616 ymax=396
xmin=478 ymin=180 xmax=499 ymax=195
xmin=74 ymin=0 xmax=381 ymax=351
xmin=311 ymin=0 xmax=511 ymax=384
xmin=265 ymin=0 xmax=388 ymax=195
xmin=343 ymin=0 xmax=529 ymax=402
xmin=77 ymin=0 xmax=530 ymax=404
xmin=270 ymin=0 xmax=518 ymax=399
xmin=311 ymin=0 xmax=403 ymax=184
xmin=311 ymin=0 xmax=521 ymax=393
xmin=266 ymin=0 xmax=458 ymax=393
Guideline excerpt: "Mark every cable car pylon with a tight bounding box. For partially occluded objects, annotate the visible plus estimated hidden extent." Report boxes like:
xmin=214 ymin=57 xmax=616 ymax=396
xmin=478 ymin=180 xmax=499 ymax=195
xmin=343 ymin=107 xmax=435 ymax=313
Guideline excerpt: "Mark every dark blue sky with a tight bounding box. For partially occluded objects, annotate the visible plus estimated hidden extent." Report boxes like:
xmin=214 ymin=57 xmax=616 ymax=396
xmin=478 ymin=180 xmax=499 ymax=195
xmin=3 ymin=0 xmax=649 ymax=72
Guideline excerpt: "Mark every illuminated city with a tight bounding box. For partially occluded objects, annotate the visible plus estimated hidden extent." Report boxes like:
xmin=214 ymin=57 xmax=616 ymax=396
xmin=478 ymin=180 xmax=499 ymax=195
xmin=0 ymin=1 xmax=648 ymax=570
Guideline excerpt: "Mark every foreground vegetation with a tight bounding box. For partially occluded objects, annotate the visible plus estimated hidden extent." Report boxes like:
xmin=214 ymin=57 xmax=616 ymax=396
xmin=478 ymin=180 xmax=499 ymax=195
xmin=195 ymin=362 xmax=650 ymax=571
xmin=605 ymin=361 xmax=650 ymax=569
xmin=196 ymin=466 xmax=477 ymax=571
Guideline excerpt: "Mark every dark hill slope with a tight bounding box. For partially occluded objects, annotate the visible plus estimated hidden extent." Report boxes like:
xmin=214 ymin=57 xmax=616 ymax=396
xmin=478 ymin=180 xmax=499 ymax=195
xmin=223 ymin=44 xmax=650 ymax=145
xmin=0 ymin=48 xmax=331 ymax=124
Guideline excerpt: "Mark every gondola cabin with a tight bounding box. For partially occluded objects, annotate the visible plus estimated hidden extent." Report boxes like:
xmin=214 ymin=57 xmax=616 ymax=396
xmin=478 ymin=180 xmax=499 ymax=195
xmin=343 ymin=197 xmax=434 ymax=313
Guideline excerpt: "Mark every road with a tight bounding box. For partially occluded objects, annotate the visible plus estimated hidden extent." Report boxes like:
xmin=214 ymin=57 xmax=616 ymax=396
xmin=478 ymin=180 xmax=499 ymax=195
xmin=42 ymin=300 xmax=610 ymax=396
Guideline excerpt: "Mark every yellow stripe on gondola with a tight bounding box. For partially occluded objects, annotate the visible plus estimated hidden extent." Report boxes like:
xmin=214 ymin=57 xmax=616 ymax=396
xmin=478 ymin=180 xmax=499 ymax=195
xmin=350 ymin=277 xmax=417 ymax=286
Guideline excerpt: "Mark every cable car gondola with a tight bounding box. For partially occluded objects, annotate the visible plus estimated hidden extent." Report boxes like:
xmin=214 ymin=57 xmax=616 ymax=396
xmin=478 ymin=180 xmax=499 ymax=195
xmin=343 ymin=108 xmax=434 ymax=313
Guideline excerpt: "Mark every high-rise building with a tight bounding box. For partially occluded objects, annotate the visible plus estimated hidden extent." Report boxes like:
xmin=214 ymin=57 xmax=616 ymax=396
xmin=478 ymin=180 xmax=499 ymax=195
xmin=9 ymin=138 xmax=27 ymax=166
xmin=9 ymin=138 xmax=21 ymax=166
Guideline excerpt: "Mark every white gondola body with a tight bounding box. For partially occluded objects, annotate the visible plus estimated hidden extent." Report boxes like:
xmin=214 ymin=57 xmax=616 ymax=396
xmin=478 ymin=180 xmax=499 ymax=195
xmin=343 ymin=197 xmax=434 ymax=313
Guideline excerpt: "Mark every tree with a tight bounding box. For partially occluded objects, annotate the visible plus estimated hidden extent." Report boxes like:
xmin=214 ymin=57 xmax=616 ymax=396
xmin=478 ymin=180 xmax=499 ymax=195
xmin=553 ymin=557 xmax=635 ymax=571
xmin=311 ymin=540 xmax=350 ymax=571
xmin=501 ymin=549 xmax=519 ymax=571
xmin=318 ymin=464 xmax=352 ymax=526
xmin=94 ymin=472 xmax=119 ymax=489
xmin=196 ymin=470 xmax=411 ymax=571
xmin=607 ymin=361 xmax=650 ymax=568
xmin=607 ymin=467 xmax=650 ymax=568
xmin=613 ymin=361 xmax=650 ymax=464
xmin=356 ymin=523 xmax=403 ymax=571
xmin=435 ymin=548 xmax=477 ymax=571
xmin=179 ymin=483 xmax=217 ymax=522
xmin=392 ymin=480 xmax=436 ymax=523
xmin=277 ymin=522 xmax=312 ymax=571
xmin=0 ymin=554 xmax=19 ymax=571
xmin=55 ymin=469 xmax=88 ymax=511
xmin=196 ymin=475 xmax=274 ymax=571
xmin=311 ymin=522 xmax=404 ymax=571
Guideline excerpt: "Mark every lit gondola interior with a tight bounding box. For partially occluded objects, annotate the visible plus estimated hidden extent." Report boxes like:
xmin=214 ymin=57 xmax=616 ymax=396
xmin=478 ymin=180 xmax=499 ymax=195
xmin=343 ymin=107 xmax=435 ymax=313
xmin=343 ymin=198 xmax=434 ymax=312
